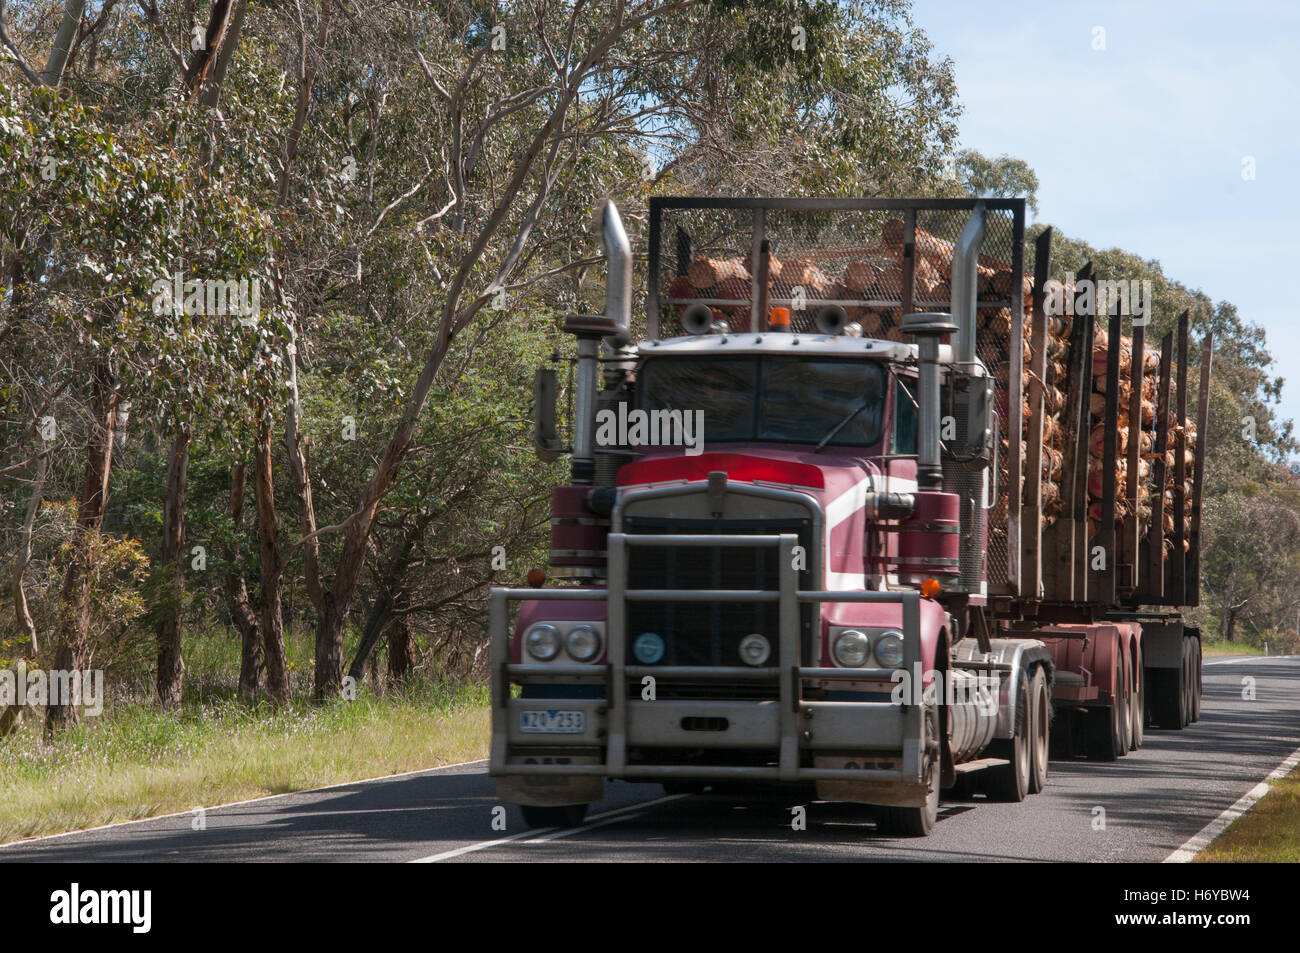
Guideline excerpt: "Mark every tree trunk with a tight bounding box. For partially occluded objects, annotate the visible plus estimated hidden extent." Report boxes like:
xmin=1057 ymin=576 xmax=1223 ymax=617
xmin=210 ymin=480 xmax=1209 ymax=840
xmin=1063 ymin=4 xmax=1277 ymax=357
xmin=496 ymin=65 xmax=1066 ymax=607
xmin=45 ymin=361 xmax=116 ymax=735
xmin=314 ymin=339 xmax=451 ymax=700
xmin=285 ymin=332 xmax=329 ymax=699
xmin=40 ymin=0 xmax=87 ymax=86
xmin=347 ymin=590 xmax=393 ymax=684
xmin=154 ymin=422 xmax=191 ymax=711
xmin=225 ymin=463 xmax=263 ymax=703
xmin=253 ymin=418 xmax=290 ymax=706
xmin=12 ymin=453 xmax=46 ymax=657
xmin=387 ymin=615 xmax=415 ymax=684
xmin=199 ymin=0 xmax=250 ymax=108
xmin=183 ymin=0 xmax=236 ymax=97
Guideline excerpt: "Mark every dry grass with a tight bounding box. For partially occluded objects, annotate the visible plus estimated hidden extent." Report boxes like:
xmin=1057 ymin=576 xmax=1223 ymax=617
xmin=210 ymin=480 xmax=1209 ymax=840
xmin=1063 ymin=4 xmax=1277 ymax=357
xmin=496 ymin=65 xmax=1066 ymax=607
xmin=0 ymin=685 xmax=489 ymax=844
xmin=1201 ymin=642 xmax=1266 ymax=658
xmin=1196 ymin=769 xmax=1300 ymax=863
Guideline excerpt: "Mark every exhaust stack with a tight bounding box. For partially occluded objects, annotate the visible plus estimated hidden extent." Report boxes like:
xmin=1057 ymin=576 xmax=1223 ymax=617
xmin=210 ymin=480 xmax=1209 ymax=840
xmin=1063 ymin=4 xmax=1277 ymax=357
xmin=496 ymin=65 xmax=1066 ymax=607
xmin=952 ymin=201 xmax=987 ymax=367
xmin=567 ymin=199 xmax=633 ymax=484
xmin=601 ymin=200 xmax=633 ymax=348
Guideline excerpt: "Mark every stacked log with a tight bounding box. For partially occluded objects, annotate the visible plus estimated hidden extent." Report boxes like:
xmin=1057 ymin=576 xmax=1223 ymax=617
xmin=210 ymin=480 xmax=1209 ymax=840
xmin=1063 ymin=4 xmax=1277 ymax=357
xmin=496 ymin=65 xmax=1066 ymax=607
xmin=672 ymin=228 xmax=1196 ymax=565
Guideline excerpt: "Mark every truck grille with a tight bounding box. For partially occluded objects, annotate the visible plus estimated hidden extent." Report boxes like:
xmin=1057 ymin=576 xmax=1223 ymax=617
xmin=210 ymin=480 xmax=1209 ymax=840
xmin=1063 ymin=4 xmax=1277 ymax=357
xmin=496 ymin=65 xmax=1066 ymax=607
xmin=623 ymin=516 xmax=814 ymax=673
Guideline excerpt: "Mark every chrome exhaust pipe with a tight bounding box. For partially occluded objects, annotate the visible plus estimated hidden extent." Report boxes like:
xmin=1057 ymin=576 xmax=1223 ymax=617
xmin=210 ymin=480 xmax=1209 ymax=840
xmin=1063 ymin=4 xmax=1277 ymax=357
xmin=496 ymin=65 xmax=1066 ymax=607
xmin=601 ymin=199 xmax=632 ymax=348
xmin=952 ymin=201 xmax=987 ymax=368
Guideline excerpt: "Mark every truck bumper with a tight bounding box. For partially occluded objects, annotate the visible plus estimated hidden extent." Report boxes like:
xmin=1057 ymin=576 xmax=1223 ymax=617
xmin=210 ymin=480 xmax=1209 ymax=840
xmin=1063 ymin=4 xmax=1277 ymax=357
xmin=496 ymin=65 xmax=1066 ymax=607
xmin=490 ymin=532 xmax=929 ymax=808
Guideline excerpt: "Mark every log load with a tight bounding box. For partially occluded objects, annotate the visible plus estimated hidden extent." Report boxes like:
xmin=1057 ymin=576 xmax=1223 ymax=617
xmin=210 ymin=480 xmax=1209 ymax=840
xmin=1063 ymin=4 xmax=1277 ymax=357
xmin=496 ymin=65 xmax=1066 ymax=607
xmin=671 ymin=230 xmax=1195 ymax=570
xmin=687 ymin=256 xmax=750 ymax=288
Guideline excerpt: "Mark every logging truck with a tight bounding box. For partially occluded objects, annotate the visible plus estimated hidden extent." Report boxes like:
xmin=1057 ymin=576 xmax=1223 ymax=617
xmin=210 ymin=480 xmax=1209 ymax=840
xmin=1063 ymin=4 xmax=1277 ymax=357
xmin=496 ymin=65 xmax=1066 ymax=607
xmin=489 ymin=196 xmax=1211 ymax=836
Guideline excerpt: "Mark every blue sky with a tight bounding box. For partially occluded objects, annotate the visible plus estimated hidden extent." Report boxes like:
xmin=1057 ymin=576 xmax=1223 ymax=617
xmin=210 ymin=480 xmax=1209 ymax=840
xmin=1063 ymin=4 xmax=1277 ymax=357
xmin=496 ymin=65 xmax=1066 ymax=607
xmin=911 ymin=0 xmax=1300 ymax=432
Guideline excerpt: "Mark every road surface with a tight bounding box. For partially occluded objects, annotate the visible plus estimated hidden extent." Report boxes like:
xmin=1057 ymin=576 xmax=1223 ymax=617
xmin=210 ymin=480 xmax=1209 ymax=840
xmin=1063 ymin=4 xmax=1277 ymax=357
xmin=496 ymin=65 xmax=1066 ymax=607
xmin=2 ymin=655 xmax=1297 ymax=863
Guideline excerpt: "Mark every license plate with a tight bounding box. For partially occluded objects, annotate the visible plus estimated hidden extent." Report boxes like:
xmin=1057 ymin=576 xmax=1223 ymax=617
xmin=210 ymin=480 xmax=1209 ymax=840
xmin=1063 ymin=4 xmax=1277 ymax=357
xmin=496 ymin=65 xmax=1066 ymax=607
xmin=519 ymin=709 xmax=585 ymax=734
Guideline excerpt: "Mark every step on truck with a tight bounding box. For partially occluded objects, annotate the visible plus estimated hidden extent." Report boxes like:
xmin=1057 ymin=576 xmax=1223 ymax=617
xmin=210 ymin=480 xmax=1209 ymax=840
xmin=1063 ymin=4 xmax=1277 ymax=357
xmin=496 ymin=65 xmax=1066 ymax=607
xmin=489 ymin=196 xmax=1212 ymax=835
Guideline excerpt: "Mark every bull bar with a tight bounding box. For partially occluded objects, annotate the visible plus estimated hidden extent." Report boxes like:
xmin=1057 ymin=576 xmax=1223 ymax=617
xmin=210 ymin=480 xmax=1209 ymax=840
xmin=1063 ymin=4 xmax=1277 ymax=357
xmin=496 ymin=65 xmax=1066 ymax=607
xmin=489 ymin=532 xmax=925 ymax=786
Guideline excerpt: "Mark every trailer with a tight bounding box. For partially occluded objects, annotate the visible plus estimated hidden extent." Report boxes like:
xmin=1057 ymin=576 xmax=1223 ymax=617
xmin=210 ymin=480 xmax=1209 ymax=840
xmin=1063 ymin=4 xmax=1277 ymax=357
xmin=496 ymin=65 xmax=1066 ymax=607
xmin=489 ymin=196 xmax=1212 ymax=835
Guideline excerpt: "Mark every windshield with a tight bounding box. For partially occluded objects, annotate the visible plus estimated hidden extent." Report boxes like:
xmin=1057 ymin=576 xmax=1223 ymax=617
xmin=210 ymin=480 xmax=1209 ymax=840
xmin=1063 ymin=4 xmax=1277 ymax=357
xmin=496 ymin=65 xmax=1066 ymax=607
xmin=640 ymin=356 xmax=886 ymax=448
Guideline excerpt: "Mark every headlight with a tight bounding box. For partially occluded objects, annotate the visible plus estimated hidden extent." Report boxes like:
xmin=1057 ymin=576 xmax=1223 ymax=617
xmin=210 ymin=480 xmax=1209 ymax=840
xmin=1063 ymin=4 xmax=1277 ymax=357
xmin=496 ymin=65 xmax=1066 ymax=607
xmin=633 ymin=632 xmax=666 ymax=664
xmin=833 ymin=629 xmax=871 ymax=667
xmin=524 ymin=623 xmax=561 ymax=661
xmin=565 ymin=624 xmax=602 ymax=662
xmin=874 ymin=630 xmax=905 ymax=668
xmin=738 ymin=633 xmax=771 ymax=666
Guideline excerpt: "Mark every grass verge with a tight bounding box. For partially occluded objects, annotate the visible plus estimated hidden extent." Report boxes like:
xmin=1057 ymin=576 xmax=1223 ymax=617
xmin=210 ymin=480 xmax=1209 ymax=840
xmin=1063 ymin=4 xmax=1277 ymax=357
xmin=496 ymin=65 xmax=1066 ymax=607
xmin=1201 ymin=641 xmax=1266 ymax=658
xmin=1196 ymin=767 xmax=1300 ymax=863
xmin=0 ymin=682 xmax=489 ymax=845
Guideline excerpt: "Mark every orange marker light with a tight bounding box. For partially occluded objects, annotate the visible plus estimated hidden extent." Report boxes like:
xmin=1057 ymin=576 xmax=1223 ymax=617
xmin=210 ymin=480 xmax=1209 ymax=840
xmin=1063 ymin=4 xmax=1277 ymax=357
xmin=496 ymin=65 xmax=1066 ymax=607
xmin=921 ymin=577 xmax=941 ymax=598
xmin=769 ymin=307 xmax=790 ymax=329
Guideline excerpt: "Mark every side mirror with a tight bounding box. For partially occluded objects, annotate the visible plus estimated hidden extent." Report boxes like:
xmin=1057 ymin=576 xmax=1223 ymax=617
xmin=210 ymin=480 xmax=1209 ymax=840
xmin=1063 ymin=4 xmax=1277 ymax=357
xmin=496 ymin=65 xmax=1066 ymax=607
xmin=533 ymin=366 xmax=564 ymax=462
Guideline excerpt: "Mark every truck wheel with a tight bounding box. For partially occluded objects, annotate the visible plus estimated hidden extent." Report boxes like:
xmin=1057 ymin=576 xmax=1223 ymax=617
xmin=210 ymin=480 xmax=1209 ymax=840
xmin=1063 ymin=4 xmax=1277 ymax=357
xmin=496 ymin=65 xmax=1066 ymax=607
xmin=520 ymin=803 xmax=588 ymax=829
xmin=985 ymin=675 xmax=1030 ymax=801
xmin=1191 ymin=640 xmax=1202 ymax=722
xmin=1085 ymin=656 xmax=1125 ymax=762
xmin=1181 ymin=637 xmax=1193 ymax=727
xmin=1150 ymin=669 xmax=1180 ymax=730
xmin=1116 ymin=650 xmax=1131 ymax=758
xmin=877 ymin=704 xmax=940 ymax=836
xmin=1130 ymin=646 xmax=1145 ymax=750
xmin=1028 ymin=667 xmax=1050 ymax=794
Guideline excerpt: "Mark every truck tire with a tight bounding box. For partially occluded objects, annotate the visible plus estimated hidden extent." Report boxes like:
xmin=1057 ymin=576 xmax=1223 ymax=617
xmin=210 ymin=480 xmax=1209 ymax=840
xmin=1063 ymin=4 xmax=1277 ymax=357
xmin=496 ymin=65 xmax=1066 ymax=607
xmin=877 ymin=704 xmax=940 ymax=836
xmin=1028 ymin=667 xmax=1050 ymax=794
xmin=1130 ymin=645 xmax=1145 ymax=750
xmin=1191 ymin=640 xmax=1202 ymax=722
xmin=1181 ymin=637 xmax=1193 ymax=727
xmin=985 ymin=676 xmax=1030 ymax=801
xmin=1116 ymin=650 xmax=1131 ymax=758
xmin=1086 ymin=652 xmax=1126 ymax=761
xmin=520 ymin=803 xmax=588 ymax=829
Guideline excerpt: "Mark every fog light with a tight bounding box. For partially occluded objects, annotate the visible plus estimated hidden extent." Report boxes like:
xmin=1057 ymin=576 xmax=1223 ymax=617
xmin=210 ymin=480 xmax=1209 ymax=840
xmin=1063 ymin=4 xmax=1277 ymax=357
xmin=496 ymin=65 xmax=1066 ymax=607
xmin=524 ymin=624 xmax=560 ymax=661
xmin=875 ymin=630 xmax=905 ymax=668
xmin=565 ymin=624 xmax=602 ymax=662
xmin=738 ymin=633 xmax=771 ymax=666
xmin=833 ymin=629 xmax=870 ymax=667
xmin=633 ymin=632 xmax=665 ymax=664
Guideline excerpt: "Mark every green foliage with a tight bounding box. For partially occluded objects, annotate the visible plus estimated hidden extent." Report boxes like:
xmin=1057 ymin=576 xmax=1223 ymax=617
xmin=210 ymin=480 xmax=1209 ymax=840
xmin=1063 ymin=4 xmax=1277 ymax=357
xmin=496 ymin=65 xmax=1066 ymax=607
xmin=0 ymin=500 xmax=151 ymax=670
xmin=948 ymin=150 xmax=1040 ymax=213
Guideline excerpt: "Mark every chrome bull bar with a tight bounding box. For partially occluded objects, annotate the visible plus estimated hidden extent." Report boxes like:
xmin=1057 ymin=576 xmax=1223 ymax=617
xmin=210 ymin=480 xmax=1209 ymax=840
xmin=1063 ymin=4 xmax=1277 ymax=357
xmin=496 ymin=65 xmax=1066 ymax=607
xmin=489 ymin=532 xmax=924 ymax=785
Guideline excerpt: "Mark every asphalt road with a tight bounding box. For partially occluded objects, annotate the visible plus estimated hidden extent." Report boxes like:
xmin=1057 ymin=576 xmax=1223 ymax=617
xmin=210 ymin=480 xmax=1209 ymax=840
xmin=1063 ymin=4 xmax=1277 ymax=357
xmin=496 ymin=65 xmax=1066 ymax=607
xmin=3 ymin=655 xmax=1297 ymax=863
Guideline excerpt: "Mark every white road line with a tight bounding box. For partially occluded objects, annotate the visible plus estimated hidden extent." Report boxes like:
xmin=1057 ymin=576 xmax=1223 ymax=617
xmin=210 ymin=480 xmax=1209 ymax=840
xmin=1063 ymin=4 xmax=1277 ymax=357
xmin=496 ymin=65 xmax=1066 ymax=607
xmin=411 ymin=794 xmax=685 ymax=863
xmin=1204 ymin=656 xmax=1298 ymax=666
xmin=1163 ymin=742 xmax=1300 ymax=863
xmin=0 ymin=758 xmax=489 ymax=848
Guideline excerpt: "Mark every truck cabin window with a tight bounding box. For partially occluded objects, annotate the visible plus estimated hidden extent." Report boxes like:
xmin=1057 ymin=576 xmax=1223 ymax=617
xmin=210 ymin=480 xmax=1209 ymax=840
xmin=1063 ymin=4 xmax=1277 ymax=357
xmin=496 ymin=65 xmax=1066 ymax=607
xmin=640 ymin=356 xmax=886 ymax=449
xmin=893 ymin=377 xmax=918 ymax=455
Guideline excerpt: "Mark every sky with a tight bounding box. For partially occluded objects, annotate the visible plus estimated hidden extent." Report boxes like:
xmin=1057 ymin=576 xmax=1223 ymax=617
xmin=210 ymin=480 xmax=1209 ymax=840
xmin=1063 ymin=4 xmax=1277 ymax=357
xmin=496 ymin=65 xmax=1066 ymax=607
xmin=910 ymin=0 xmax=1300 ymax=432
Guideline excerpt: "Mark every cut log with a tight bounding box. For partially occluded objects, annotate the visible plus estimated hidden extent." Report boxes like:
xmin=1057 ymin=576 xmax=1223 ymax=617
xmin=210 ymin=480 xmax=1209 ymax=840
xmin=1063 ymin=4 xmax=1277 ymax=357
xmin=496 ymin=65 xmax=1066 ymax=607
xmin=688 ymin=256 xmax=750 ymax=288
xmin=842 ymin=260 xmax=881 ymax=293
